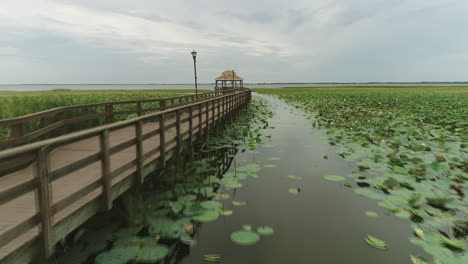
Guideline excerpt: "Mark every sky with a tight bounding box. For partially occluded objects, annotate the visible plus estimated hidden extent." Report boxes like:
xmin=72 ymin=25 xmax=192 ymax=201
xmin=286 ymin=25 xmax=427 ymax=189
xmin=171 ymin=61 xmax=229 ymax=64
xmin=0 ymin=0 xmax=467 ymax=84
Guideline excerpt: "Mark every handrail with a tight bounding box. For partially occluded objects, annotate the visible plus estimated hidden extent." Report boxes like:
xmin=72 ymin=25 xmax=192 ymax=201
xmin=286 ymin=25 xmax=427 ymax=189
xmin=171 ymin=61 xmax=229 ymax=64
xmin=0 ymin=89 xmax=251 ymax=263
xmin=0 ymin=90 xmax=237 ymax=149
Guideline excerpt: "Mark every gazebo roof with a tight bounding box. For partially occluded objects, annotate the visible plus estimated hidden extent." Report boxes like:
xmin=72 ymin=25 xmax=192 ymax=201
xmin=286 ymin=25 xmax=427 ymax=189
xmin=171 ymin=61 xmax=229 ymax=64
xmin=215 ymin=70 xmax=244 ymax=81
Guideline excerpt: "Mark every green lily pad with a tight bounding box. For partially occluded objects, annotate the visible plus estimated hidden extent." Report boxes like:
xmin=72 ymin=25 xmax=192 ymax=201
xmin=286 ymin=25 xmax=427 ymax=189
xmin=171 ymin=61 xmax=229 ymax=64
xmin=264 ymin=164 xmax=277 ymax=168
xmin=183 ymin=203 xmax=204 ymax=216
xmin=95 ymin=247 xmax=137 ymax=264
xmin=231 ymin=230 xmax=260 ymax=246
xmin=257 ymin=226 xmax=274 ymax=235
xmin=288 ymin=188 xmax=300 ymax=195
xmin=269 ymin=157 xmax=281 ymax=161
xmin=242 ymin=225 xmax=252 ymax=231
xmin=354 ymin=188 xmax=384 ymax=200
xmin=193 ymin=210 xmax=220 ymax=223
xmin=135 ymin=244 xmax=169 ymax=263
xmin=200 ymin=201 xmax=222 ymax=210
xmin=324 ymin=175 xmax=345 ymax=182
xmin=221 ymin=210 xmax=233 ymax=216
xmin=365 ymin=211 xmax=378 ymax=217
xmin=365 ymin=235 xmax=389 ymax=249
xmin=287 ymin=175 xmax=302 ymax=180
xmin=203 ymin=254 xmax=221 ymax=262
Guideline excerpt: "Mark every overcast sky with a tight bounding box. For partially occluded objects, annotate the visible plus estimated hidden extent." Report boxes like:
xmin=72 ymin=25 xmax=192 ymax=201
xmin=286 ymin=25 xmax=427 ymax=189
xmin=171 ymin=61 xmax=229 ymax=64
xmin=0 ymin=0 xmax=467 ymax=84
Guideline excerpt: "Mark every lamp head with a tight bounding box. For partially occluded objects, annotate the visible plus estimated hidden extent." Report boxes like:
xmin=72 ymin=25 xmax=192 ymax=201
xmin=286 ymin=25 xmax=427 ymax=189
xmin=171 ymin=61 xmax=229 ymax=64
xmin=191 ymin=50 xmax=197 ymax=60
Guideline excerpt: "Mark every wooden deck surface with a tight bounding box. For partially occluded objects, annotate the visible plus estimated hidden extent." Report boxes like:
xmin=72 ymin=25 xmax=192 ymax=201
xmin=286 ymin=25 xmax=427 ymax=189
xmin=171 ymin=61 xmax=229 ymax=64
xmin=0 ymin=101 xmax=226 ymax=262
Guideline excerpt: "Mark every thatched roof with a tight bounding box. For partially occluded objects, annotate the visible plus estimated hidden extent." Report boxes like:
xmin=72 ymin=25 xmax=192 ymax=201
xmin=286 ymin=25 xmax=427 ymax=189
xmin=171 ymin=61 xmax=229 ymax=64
xmin=215 ymin=70 xmax=244 ymax=81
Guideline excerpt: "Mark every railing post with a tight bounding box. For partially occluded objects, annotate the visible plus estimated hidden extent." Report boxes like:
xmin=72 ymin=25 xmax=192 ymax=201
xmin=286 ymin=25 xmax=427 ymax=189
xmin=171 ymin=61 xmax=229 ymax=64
xmin=137 ymin=102 xmax=143 ymax=117
xmin=189 ymin=106 xmax=194 ymax=160
xmin=160 ymin=100 xmax=166 ymax=110
xmin=198 ymin=104 xmax=203 ymax=136
xmin=99 ymin=130 xmax=113 ymax=211
xmin=105 ymin=105 xmax=114 ymax=124
xmin=159 ymin=113 xmax=166 ymax=167
xmin=10 ymin=123 xmax=25 ymax=139
xmin=205 ymin=102 xmax=210 ymax=133
xmin=176 ymin=110 xmax=181 ymax=154
xmin=36 ymin=146 xmax=54 ymax=260
xmin=57 ymin=111 xmax=66 ymax=135
xmin=211 ymin=100 xmax=215 ymax=130
xmin=135 ymin=120 xmax=144 ymax=184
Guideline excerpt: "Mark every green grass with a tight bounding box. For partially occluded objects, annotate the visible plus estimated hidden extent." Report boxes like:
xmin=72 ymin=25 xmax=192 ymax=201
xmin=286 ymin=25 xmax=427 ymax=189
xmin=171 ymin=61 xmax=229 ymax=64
xmin=255 ymin=86 xmax=468 ymax=263
xmin=0 ymin=89 xmax=209 ymax=142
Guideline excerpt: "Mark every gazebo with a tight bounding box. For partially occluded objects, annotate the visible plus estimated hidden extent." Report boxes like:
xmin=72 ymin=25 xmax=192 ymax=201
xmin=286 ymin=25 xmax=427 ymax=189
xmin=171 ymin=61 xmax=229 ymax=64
xmin=215 ymin=70 xmax=244 ymax=90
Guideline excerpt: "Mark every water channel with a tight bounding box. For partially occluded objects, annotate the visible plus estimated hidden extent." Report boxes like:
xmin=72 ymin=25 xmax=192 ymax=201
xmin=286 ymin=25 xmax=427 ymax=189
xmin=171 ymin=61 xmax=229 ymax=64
xmin=174 ymin=94 xmax=423 ymax=264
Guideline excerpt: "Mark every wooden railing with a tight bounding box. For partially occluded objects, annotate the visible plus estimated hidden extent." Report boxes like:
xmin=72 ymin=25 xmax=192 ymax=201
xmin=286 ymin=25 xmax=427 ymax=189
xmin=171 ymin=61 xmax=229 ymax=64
xmin=0 ymin=89 xmax=251 ymax=263
xmin=0 ymin=90 xmax=236 ymax=150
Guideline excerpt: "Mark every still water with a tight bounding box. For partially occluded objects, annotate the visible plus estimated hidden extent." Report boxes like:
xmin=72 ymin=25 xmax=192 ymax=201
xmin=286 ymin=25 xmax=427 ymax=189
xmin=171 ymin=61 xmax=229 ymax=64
xmin=1 ymin=83 xmax=466 ymax=91
xmin=175 ymin=95 xmax=423 ymax=263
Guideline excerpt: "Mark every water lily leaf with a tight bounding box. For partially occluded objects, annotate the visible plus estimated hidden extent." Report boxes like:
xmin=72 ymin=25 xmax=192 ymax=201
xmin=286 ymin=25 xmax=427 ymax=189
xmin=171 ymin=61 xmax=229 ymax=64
xmin=365 ymin=235 xmax=389 ymax=249
xmin=288 ymin=188 xmax=300 ymax=195
xmin=264 ymin=164 xmax=277 ymax=168
xmin=183 ymin=203 xmax=204 ymax=216
xmin=242 ymin=225 xmax=252 ymax=231
xmin=193 ymin=210 xmax=220 ymax=223
xmin=324 ymin=175 xmax=345 ymax=182
xmin=354 ymin=188 xmax=384 ymax=200
xmin=440 ymin=235 xmax=465 ymax=250
xmin=365 ymin=211 xmax=378 ymax=218
xmin=232 ymin=200 xmax=247 ymax=206
xmin=287 ymin=175 xmax=302 ymax=180
xmin=257 ymin=226 xmax=274 ymax=236
xmin=231 ymin=230 xmax=260 ymax=246
xmin=95 ymin=247 xmax=137 ymax=264
xmin=200 ymin=201 xmax=222 ymax=210
xmin=135 ymin=244 xmax=169 ymax=263
xmin=203 ymin=254 xmax=221 ymax=262
xmin=221 ymin=210 xmax=233 ymax=216
xmin=410 ymin=255 xmax=429 ymax=264
xmin=269 ymin=157 xmax=281 ymax=161
xmin=344 ymin=182 xmax=352 ymax=188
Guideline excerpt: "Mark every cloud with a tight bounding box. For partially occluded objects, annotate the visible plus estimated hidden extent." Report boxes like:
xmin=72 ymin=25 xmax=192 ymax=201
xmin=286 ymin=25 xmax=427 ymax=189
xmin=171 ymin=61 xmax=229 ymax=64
xmin=0 ymin=0 xmax=467 ymax=83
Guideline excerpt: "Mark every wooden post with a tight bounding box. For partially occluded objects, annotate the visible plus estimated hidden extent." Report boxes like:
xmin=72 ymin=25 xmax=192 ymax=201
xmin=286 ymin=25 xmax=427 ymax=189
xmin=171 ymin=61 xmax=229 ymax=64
xmin=160 ymin=100 xmax=166 ymax=110
xmin=105 ymin=105 xmax=114 ymax=124
xmin=205 ymin=102 xmax=210 ymax=133
xmin=159 ymin=113 xmax=166 ymax=167
xmin=137 ymin=102 xmax=143 ymax=117
xmin=135 ymin=120 xmax=144 ymax=184
xmin=176 ymin=110 xmax=181 ymax=154
xmin=36 ymin=147 xmax=54 ymax=260
xmin=99 ymin=130 xmax=113 ymax=211
xmin=189 ymin=106 xmax=193 ymax=144
xmin=57 ymin=111 xmax=66 ymax=135
xmin=10 ymin=123 xmax=26 ymax=139
xmin=197 ymin=104 xmax=202 ymax=137
xmin=211 ymin=100 xmax=215 ymax=130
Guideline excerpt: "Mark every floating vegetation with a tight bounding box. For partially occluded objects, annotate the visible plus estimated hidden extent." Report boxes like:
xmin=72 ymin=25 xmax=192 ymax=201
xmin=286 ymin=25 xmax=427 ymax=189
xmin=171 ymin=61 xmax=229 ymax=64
xmin=203 ymin=254 xmax=221 ymax=262
xmin=365 ymin=211 xmax=378 ymax=218
xmin=221 ymin=210 xmax=233 ymax=216
xmin=288 ymin=188 xmax=300 ymax=195
xmin=232 ymin=200 xmax=247 ymax=207
xmin=231 ymin=230 xmax=261 ymax=246
xmin=287 ymin=175 xmax=302 ymax=180
xmin=269 ymin=157 xmax=281 ymax=161
xmin=257 ymin=87 xmax=467 ymax=262
xmin=365 ymin=235 xmax=389 ymax=250
xmin=323 ymin=175 xmax=345 ymax=182
xmin=264 ymin=164 xmax=278 ymax=168
xmin=257 ymin=226 xmax=274 ymax=236
xmin=193 ymin=210 xmax=220 ymax=223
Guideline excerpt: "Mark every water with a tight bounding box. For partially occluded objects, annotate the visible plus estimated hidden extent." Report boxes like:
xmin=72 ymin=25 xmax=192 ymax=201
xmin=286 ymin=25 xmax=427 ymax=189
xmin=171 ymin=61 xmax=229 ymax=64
xmin=174 ymin=94 xmax=424 ymax=264
xmin=1 ymin=83 xmax=466 ymax=91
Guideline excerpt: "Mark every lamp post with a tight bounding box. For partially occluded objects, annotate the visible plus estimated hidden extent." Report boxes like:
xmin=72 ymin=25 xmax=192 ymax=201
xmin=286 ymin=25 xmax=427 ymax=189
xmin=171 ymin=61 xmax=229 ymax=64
xmin=191 ymin=50 xmax=198 ymax=95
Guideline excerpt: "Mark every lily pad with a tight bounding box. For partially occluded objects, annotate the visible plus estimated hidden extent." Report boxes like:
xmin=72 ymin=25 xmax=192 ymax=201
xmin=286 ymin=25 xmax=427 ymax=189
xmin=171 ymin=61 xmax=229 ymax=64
xmin=183 ymin=203 xmax=204 ymax=216
xmin=365 ymin=235 xmax=389 ymax=249
xmin=232 ymin=200 xmax=247 ymax=206
xmin=242 ymin=225 xmax=252 ymax=231
xmin=354 ymin=188 xmax=384 ymax=200
xmin=231 ymin=230 xmax=260 ymax=246
xmin=264 ymin=164 xmax=277 ymax=168
xmin=200 ymin=201 xmax=222 ymax=210
xmin=193 ymin=210 xmax=220 ymax=223
xmin=203 ymin=254 xmax=221 ymax=262
xmin=365 ymin=211 xmax=378 ymax=218
xmin=288 ymin=188 xmax=300 ymax=195
xmin=135 ymin=244 xmax=169 ymax=263
xmin=95 ymin=247 xmax=137 ymax=264
xmin=257 ymin=226 xmax=274 ymax=236
xmin=287 ymin=175 xmax=302 ymax=180
xmin=221 ymin=210 xmax=233 ymax=216
xmin=324 ymin=175 xmax=345 ymax=182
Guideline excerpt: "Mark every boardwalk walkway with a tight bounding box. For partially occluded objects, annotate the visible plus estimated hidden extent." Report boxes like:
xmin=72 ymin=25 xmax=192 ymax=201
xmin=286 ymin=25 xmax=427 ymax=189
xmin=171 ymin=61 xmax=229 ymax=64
xmin=0 ymin=90 xmax=250 ymax=263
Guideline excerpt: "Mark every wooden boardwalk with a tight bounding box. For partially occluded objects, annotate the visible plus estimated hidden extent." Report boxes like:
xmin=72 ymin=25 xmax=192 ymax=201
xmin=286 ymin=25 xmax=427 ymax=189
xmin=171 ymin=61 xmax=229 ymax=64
xmin=0 ymin=90 xmax=251 ymax=264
